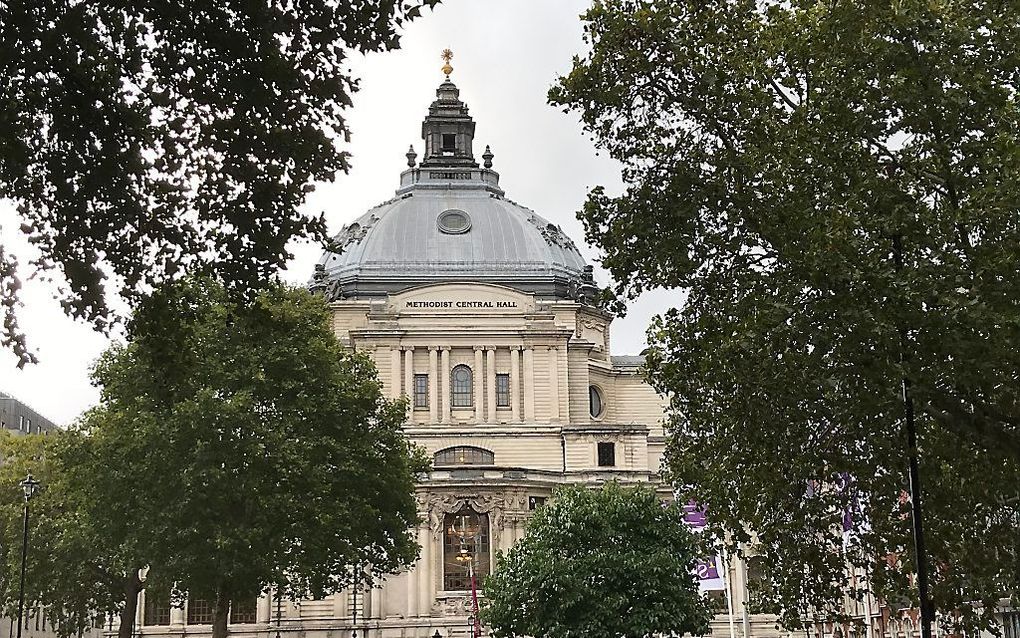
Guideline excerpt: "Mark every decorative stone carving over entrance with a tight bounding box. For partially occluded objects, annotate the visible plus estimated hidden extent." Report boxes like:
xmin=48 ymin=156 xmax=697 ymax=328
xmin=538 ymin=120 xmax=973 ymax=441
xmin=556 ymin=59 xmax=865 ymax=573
xmin=427 ymin=493 xmax=504 ymax=543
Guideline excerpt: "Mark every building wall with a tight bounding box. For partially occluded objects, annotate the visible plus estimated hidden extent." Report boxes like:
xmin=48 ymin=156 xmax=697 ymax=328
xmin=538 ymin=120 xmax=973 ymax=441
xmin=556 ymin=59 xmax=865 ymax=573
xmin=0 ymin=392 xmax=59 ymax=436
xmin=128 ymin=282 xmax=777 ymax=638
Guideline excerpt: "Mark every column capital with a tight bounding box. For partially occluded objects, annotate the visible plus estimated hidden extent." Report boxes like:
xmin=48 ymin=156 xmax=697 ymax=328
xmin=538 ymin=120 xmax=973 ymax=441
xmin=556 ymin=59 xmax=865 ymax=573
xmin=402 ymin=345 xmax=415 ymax=352
xmin=440 ymin=346 xmax=451 ymax=352
xmin=509 ymin=345 xmax=522 ymax=351
xmin=484 ymin=345 xmax=496 ymax=351
xmin=428 ymin=345 xmax=441 ymax=352
xmin=473 ymin=345 xmax=485 ymax=351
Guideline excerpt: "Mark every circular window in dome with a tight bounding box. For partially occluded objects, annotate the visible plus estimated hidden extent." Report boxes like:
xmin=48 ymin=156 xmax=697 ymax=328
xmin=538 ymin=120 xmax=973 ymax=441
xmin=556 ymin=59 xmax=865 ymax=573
xmin=438 ymin=209 xmax=472 ymax=234
xmin=589 ymin=385 xmax=605 ymax=419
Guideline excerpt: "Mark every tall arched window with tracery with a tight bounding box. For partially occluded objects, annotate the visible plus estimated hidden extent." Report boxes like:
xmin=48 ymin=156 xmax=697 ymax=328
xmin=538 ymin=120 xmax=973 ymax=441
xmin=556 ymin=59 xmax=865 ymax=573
xmin=442 ymin=507 xmax=490 ymax=591
xmin=451 ymin=364 xmax=473 ymax=407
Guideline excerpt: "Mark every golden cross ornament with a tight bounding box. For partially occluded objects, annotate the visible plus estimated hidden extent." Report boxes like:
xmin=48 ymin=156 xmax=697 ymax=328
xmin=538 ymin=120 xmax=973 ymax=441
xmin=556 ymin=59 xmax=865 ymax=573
xmin=441 ymin=49 xmax=454 ymax=77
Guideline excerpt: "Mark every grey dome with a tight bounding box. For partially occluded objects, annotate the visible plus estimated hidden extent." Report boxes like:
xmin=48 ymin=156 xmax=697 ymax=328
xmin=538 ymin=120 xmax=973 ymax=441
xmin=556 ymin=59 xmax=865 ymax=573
xmin=312 ymin=77 xmax=594 ymax=301
xmin=316 ymin=187 xmax=588 ymax=299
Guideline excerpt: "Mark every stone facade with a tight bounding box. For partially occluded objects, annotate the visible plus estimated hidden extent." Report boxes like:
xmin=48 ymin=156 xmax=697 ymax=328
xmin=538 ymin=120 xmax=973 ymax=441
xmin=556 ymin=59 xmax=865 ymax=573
xmin=129 ymin=72 xmax=786 ymax=638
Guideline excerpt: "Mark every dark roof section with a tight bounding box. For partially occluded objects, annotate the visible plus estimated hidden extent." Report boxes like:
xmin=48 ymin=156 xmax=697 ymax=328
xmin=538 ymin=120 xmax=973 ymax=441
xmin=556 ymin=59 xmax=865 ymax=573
xmin=0 ymin=391 xmax=60 ymax=434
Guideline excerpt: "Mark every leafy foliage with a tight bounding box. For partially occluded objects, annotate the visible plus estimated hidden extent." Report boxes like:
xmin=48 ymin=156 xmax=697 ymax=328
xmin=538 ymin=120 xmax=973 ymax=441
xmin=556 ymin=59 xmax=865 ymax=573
xmin=551 ymin=0 xmax=1020 ymax=632
xmin=0 ymin=0 xmax=439 ymax=366
xmin=0 ymin=278 xmax=426 ymax=638
xmin=0 ymin=430 xmax=142 ymax=638
xmin=483 ymin=483 xmax=713 ymax=638
xmin=76 ymin=278 xmax=426 ymax=638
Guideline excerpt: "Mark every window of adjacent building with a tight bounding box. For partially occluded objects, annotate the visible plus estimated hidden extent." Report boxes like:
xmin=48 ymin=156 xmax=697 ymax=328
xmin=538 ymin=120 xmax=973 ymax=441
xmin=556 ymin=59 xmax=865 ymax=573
xmin=528 ymin=496 xmax=546 ymax=510
xmin=745 ymin=555 xmax=763 ymax=585
xmin=451 ymin=365 xmax=473 ymax=407
xmin=434 ymin=446 xmax=494 ymax=466
xmin=597 ymin=441 xmax=616 ymax=467
xmin=187 ymin=599 xmax=214 ymax=624
xmin=443 ymin=508 xmax=490 ymax=591
xmin=144 ymin=596 xmax=171 ymax=626
xmin=230 ymin=599 xmax=257 ymax=625
xmin=495 ymin=373 xmax=511 ymax=407
xmin=589 ymin=385 xmax=604 ymax=419
xmin=413 ymin=374 xmax=429 ymax=408
xmin=441 ymin=133 xmax=457 ymax=152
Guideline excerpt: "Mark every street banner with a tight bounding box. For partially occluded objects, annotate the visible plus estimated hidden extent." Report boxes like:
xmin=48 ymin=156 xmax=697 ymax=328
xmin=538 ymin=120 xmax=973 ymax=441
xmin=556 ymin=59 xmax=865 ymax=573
xmin=684 ymin=501 xmax=727 ymax=592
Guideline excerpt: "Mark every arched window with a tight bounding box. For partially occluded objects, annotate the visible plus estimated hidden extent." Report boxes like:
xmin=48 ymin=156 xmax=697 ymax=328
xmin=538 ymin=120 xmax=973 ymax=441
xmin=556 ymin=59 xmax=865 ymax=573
xmin=443 ymin=507 xmax=490 ymax=591
xmin=451 ymin=364 xmax=473 ymax=407
xmin=434 ymin=446 xmax=495 ymax=466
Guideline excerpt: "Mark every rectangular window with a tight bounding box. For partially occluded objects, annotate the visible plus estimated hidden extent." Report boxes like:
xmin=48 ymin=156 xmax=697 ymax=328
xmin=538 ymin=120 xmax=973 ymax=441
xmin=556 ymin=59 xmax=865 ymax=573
xmin=441 ymin=133 xmax=457 ymax=152
xmin=230 ymin=600 xmax=257 ymax=625
xmin=528 ymin=496 xmax=546 ymax=510
xmin=144 ymin=597 xmax=171 ymax=626
xmin=18 ymin=415 xmax=24 ymax=431
xmin=187 ymin=599 xmax=213 ymax=624
xmin=413 ymin=374 xmax=429 ymax=409
xmin=597 ymin=441 xmax=616 ymax=467
xmin=495 ymin=373 xmax=510 ymax=407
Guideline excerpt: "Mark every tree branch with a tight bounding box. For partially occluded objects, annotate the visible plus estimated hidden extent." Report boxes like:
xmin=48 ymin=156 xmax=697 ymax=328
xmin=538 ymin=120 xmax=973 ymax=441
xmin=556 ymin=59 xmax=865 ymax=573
xmin=915 ymin=390 xmax=1020 ymax=461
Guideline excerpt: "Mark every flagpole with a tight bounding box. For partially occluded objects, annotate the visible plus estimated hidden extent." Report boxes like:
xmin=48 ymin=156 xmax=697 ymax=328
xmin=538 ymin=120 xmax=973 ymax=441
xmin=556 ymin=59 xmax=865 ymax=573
xmin=722 ymin=548 xmax=738 ymax=638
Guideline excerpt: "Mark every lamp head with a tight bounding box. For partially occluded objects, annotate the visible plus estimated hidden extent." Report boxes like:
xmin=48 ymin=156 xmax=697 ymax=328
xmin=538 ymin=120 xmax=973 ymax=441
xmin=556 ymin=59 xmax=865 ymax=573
xmin=20 ymin=473 xmax=40 ymax=501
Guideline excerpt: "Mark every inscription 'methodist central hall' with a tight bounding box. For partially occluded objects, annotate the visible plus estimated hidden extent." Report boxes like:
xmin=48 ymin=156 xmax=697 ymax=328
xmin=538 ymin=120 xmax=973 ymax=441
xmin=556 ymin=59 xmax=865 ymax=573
xmin=134 ymin=68 xmax=775 ymax=638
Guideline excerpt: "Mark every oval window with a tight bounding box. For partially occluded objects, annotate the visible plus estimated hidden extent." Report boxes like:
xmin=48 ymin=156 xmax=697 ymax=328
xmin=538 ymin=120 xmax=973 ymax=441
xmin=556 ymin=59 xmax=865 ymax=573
xmin=438 ymin=209 xmax=471 ymax=234
xmin=589 ymin=385 xmax=604 ymax=419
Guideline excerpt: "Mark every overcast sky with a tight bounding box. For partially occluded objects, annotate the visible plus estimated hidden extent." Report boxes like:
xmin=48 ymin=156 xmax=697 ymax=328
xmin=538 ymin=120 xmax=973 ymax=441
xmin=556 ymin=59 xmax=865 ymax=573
xmin=0 ymin=0 xmax=679 ymax=426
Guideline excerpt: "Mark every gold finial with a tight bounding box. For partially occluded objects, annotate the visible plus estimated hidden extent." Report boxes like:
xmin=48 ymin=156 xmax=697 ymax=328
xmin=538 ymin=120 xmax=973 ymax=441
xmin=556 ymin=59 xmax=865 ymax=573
xmin=441 ymin=48 xmax=454 ymax=77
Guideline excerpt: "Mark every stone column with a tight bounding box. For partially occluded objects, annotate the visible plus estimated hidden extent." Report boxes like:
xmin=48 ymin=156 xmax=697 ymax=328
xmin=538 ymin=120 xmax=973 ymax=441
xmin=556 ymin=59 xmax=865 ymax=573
xmin=486 ymin=347 xmax=497 ymax=423
xmin=548 ymin=346 xmax=560 ymax=422
xmin=428 ymin=346 xmax=439 ymax=423
xmin=390 ymin=347 xmax=402 ymax=399
xmin=474 ymin=346 xmax=485 ymax=422
xmin=406 ymin=525 xmax=419 ymax=618
xmin=169 ymin=604 xmax=184 ymax=627
xmin=135 ymin=591 xmax=144 ymax=628
xmin=441 ymin=347 xmax=451 ymax=422
xmin=370 ymin=586 xmax=383 ymax=620
xmin=509 ymin=346 xmax=521 ymax=422
xmin=523 ymin=346 xmax=536 ymax=421
xmin=403 ymin=347 xmax=414 ymax=419
xmin=256 ymin=592 xmax=272 ymax=623
xmin=417 ymin=524 xmax=432 ymax=615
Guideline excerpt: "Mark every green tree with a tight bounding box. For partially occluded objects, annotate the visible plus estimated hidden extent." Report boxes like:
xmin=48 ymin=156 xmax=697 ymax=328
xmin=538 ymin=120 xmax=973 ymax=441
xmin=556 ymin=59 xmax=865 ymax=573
xmin=1 ymin=278 xmax=427 ymax=638
xmin=550 ymin=0 xmax=1020 ymax=632
xmin=0 ymin=0 xmax=439 ymax=366
xmin=483 ymin=483 xmax=713 ymax=638
xmin=0 ymin=429 xmax=151 ymax=638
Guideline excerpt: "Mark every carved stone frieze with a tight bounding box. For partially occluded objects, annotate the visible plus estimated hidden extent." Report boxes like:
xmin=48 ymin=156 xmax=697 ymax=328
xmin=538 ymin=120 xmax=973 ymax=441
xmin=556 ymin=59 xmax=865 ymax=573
xmin=426 ymin=493 xmax=505 ymax=543
xmin=433 ymin=595 xmax=472 ymax=617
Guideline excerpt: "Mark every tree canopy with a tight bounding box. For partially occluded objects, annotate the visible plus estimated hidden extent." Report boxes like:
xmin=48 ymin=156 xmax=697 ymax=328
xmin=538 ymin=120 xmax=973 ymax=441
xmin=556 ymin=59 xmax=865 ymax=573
xmin=0 ymin=0 xmax=438 ymax=366
xmin=483 ymin=483 xmax=713 ymax=638
xmin=551 ymin=0 xmax=1020 ymax=632
xmin=2 ymin=278 xmax=427 ymax=638
xmin=0 ymin=430 xmax=144 ymax=638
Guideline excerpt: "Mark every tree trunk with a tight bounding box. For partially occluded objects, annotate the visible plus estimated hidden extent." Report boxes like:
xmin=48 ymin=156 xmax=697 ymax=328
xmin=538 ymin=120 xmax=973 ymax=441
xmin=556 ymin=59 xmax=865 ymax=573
xmin=211 ymin=586 xmax=230 ymax=638
xmin=117 ymin=570 xmax=143 ymax=638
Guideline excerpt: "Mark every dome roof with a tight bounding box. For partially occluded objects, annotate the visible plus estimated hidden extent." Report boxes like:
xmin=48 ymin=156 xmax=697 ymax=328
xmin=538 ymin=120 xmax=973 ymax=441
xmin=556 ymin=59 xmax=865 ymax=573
xmin=313 ymin=77 xmax=595 ymax=302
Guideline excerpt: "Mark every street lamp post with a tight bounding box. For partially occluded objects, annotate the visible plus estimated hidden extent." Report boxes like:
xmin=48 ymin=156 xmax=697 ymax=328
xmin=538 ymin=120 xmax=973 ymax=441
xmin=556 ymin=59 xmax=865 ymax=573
xmin=17 ymin=473 xmax=41 ymax=638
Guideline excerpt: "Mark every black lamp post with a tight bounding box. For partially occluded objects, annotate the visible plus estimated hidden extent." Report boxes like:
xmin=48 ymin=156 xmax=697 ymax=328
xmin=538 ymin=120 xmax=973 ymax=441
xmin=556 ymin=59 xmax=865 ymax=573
xmin=17 ymin=473 xmax=41 ymax=638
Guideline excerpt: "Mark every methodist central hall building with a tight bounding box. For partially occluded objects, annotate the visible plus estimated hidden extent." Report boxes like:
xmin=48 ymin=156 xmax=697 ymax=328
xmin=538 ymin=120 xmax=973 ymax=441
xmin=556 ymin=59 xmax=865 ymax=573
xmin=132 ymin=70 xmax=785 ymax=638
